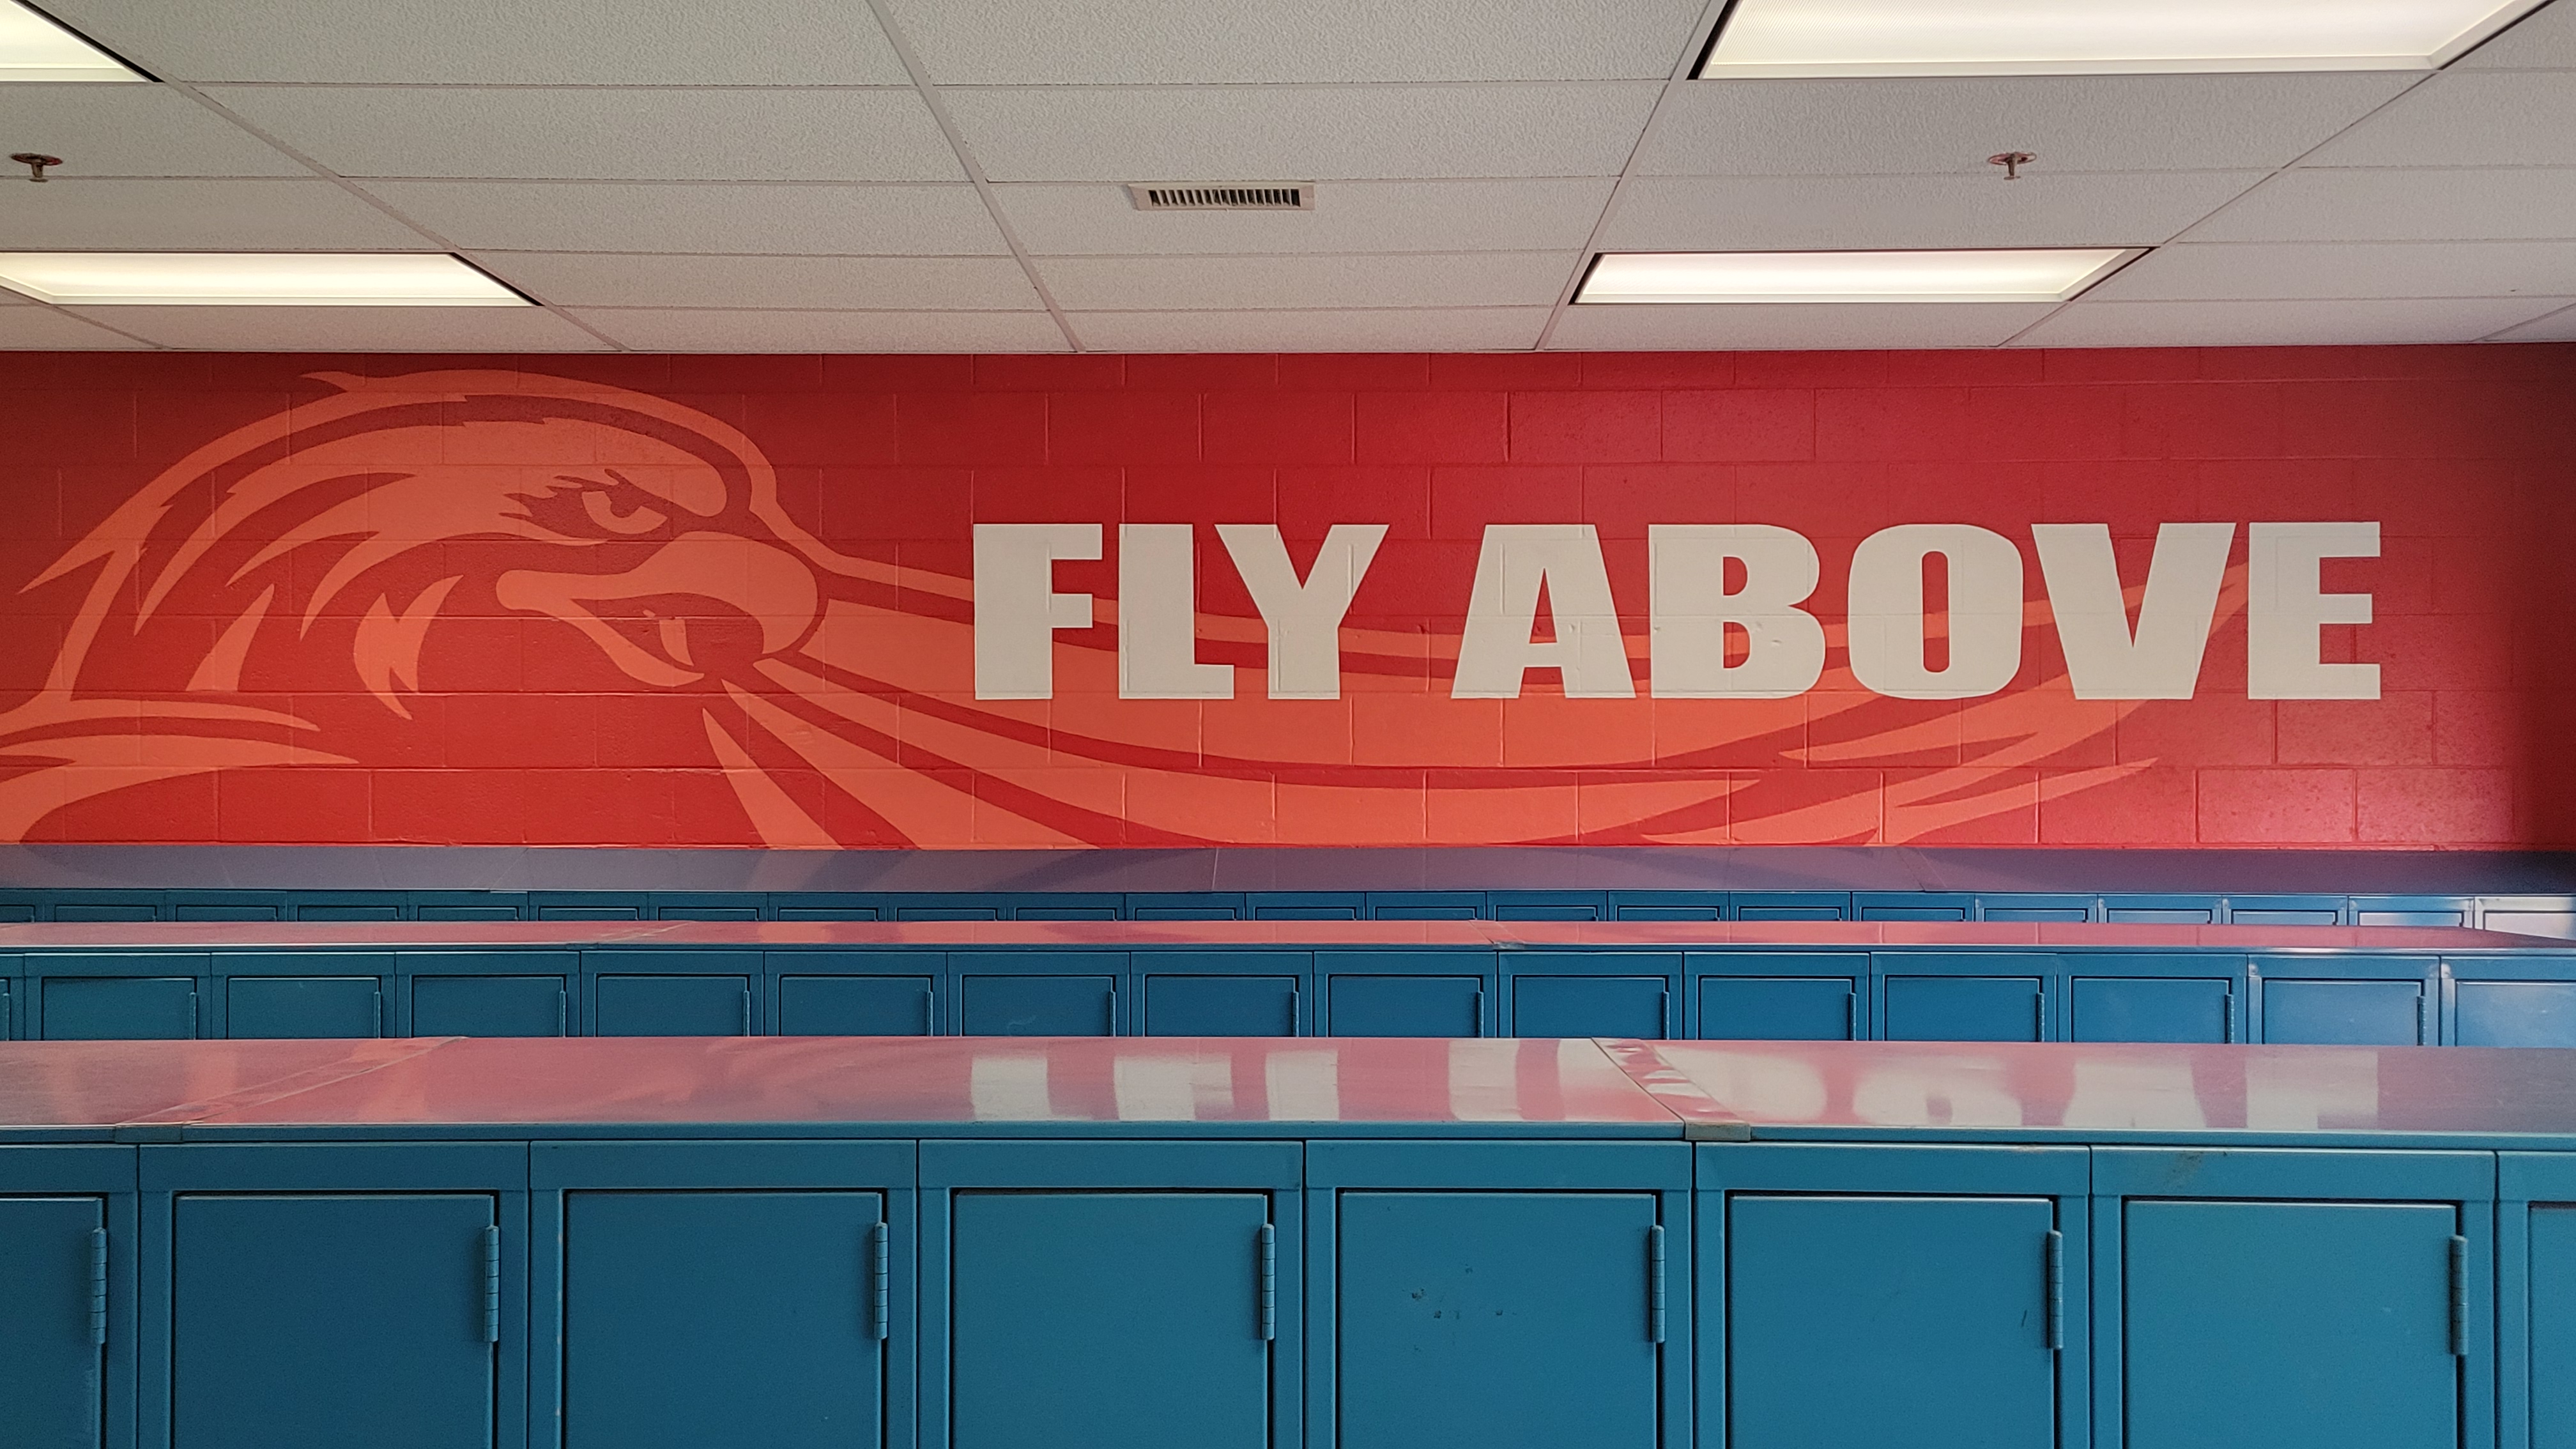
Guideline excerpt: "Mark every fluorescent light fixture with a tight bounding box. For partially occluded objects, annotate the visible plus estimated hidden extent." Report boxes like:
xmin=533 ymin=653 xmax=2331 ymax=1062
xmin=0 ymin=253 xmax=530 ymax=306
xmin=1575 ymin=249 xmax=2135 ymax=304
xmin=1698 ymin=0 xmax=2552 ymax=77
xmin=0 ymin=0 xmax=144 ymax=81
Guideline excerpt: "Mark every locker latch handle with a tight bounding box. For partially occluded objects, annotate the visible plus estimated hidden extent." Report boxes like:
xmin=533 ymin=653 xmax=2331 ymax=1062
xmin=480 ymin=1225 xmax=501 ymax=1345
xmin=2450 ymin=1234 xmax=2469 ymax=1358
xmin=869 ymin=1220 xmax=891 ymax=1342
xmin=1647 ymin=1223 xmax=1667 ymax=1345
xmin=1259 ymin=1223 xmax=1278 ymax=1342
xmin=88 ymin=1227 xmax=107 ymax=1347
xmin=2044 ymin=1229 xmax=2064 ymax=1352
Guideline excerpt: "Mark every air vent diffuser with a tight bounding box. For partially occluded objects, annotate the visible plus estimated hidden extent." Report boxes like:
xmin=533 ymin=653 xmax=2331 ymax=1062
xmin=1127 ymin=183 xmax=1314 ymax=211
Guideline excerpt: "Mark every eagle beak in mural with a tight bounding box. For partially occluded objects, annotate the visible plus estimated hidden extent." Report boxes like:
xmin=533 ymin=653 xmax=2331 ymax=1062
xmin=494 ymin=532 xmax=824 ymax=687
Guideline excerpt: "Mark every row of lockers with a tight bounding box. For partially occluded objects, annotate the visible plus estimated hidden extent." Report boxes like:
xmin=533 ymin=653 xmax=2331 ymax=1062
xmin=1 ymin=885 xmax=2569 ymax=934
xmin=4 ymin=1138 xmax=2568 ymax=1449
xmin=5 ymin=946 xmax=2574 ymax=1046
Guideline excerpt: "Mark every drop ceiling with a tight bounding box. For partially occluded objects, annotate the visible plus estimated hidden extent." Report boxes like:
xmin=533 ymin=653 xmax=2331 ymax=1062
xmin=0 ymin=0 xmax=2571 ymax=352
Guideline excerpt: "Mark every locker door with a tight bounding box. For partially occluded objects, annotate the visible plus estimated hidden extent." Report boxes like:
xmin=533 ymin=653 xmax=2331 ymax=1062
xmin=172 ymin=1193 xmax=497 ymax=1449
xmin=2456 ymin=982 xmax=2576 ymax=1047
xmin=411 ymin=976 xmax=567 ymax=1036
xmin=0 ymin=1196 xmax=105 ymax=1449
xmin=2534 ymin=1205 xmax=2576 ymax=1447
xmin=1329 ymin=976 xmax=1482 ymax=1037
xmin=593 ymin=975 xmax=753 ymax=1036
xmin=2262 ymin=980 xmax=2423 ymax=1044
xmin=2123 ymin=1200 xmax=2458 ymax=1449
xmin=958 ymin=976 xmax=1116 ymax=1034
xmin=1698 ymin=977 xmax=1854 ymax=1040
xmin=1337 ymin=1192 xmax=1659 ymax=1449
xmin=1883 ymin=976 xmax=2042 ymax=1041
xmin=950 ymin=1192 xmax=1269 ymax=1449
xmin=1144 ymin=976 xmax=1300 ymax=1036
xmin=226 ymin=977 xmax=382 ymax=1039
xmin=778 ymin=976 xmax=933 ymax=1035
xmin=1727 ymin=1194 xmax=2055 ymax=1449
xmin=2070 ymin=978 xmax=2231 ymax=1043
xmin=42 ymin=977 xmax=196 ymax=1039
xmin=565 ymin=1191 xmax=884 ymax=1449
xmin=1512 ymin=977 xmax=1667 ymax=1038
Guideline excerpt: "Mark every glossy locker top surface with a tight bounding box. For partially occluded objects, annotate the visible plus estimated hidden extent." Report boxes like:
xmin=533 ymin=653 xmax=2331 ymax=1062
xmin=0 ymin=919 xmax=2544 ymax=952
xmin=1607 ymin=1039 xmax=2576 ymax=1143
xmin=0 ymin=1036 xmax=1695 ymax=1136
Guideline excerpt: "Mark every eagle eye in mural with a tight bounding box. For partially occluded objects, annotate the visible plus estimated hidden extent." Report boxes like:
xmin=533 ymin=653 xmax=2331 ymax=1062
xmin=0 ymin=369 xmax=2156 ymax=848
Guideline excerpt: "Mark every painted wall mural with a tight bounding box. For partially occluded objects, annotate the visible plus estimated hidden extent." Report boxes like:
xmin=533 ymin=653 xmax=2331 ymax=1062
xmin=0 ymin=347 xmax=2568 ymax=848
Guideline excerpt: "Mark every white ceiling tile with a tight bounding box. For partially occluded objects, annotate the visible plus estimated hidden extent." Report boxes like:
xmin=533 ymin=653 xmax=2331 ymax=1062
xmin=1640 ymin=73 xmax=2417 ymax=175
xmin=2459 ymin=0 xmax=2576 ymax=66
xmin=570 ymin=308 xmax=1068 ymax=352
xmin=0 ymin=305 xmax=152 ymax=348
xmin=64 ymin=303 xmax=613 ymax=351
xmin=2489 ymin=301 xmax=2576 ymax=338
xmin=995 ymin=178 xmax=1616 ymax=255
xmin=2087 ymin=240 xmax=2576 ymax=300
xmin=2013 ymin=296 xmax=2572 ymax=346
xmin=0 ymin=86 xmax=305 ymax=177
xmin=2187 ymin=167 xmax=2576 ymax=241
xmin=355 ymin=181 xmax=1006 ymax=256
xmin=0 ymin=178 xmax=437 ymax=249
xmin=37 ymin=0 xmax=912 ymax=84
xmin=1545 ymin=301 xmax=2053 ymax=349
xmin=880 ymin=0 xmax=1701 ymax=83
xmin=2308 ymin=72 xmax=2576 ymax=166
xmin=943 ymin=83 xmax=1661 ymax=181
xmin=1070 ymin=307 xmax=1548 ymax=350
xmin=1034 ymin=251 xmax=1576 ymax=310
xmin=201 ymin=86 xmax=962 ymax=183
xmin=1604 ymin=171 xmax=2266 ymax=251
xmin=475 ymin=252 xmax=1040 ymax=310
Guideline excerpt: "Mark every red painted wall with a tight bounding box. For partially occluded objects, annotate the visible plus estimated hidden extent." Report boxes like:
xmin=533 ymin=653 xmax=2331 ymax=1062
xmin=0 ymin=345 xmax=2570 ymax=850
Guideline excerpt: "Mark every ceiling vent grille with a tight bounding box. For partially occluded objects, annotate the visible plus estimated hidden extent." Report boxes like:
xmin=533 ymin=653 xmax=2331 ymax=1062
xmin=1128 ymin=183 xmax=1314 ymax=211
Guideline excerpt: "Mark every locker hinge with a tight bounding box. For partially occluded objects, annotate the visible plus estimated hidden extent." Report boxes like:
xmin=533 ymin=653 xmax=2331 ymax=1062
xmin=869 ymin=1220 xmax=891 ymax=1342
xmin=1648 ymin=1223 xmax=1667 ymax=1345
xmin=480 ymin=1225 xmax=502 ymax=1345
xmin=2044 ymin=1229 xmax=2065 ymax=1352
xmin=88 ymin=1227 xmax=107 ymax=1347
xmin=1259 ymin=1223 xmax=1278 ymax=1342
xmin=2450 ymin=1234 xmax=2469 ymax=1357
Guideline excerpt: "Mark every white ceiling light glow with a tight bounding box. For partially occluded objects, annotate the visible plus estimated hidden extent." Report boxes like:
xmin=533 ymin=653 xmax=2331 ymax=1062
xmin=1575 ymin=249 xmax=2136 ymax=304
xmin=0 ymin=0 xmax=144 ymax=81
xmin=1697 ymin=0 xmax=2554 ymax=77
xmin=0 ymin=253 xmax=530 ymax=306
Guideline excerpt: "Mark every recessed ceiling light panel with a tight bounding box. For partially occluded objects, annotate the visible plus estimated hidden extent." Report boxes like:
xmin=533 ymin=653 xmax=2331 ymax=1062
xmin=0 ymin=0 xmax=144 ymax=81
xmin=1575 ymin=249 xmax=2136 ymax=304
xmin=1698 ymin=0 xmax=2552 ymax=77
xmin=0 ymin=253 xmax=530 ymax=306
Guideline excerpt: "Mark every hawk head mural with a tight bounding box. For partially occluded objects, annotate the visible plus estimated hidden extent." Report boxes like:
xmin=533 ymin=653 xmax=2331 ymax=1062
xmin=0 ymin=370 xmax=2150 ymax=848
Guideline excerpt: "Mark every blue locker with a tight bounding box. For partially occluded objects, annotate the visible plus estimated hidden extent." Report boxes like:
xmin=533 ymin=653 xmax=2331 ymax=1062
xmin=2533 ymin=1204 xmax=2576 ymax=1448
xmin=1699 ymin=977 xmax=1855 ymax=1040
xmin=777 ymin=904 xmax=882 ymax=922
xmin=1367 ymin=894 xmax=1483 ymax=921
xmin=295 ymin=904 xmax=401 ymax=921
xmin=171 ymin=1193 xmax=497 ymax=1449
xmin=40 ymin=975 xmax=197 ymax=1040
xmin=417 ymin=905 xmax=523 ymax=921
xmin=563 ymin=1190 xmax=884 ymax=1449
xmin=594 ymin=975 xmax=754 ymax=1036
xmin=52 ymin=904 xmax=158 ymax=923
xmin=226 ymin=977 xmax=382 ymax=1039
xmin=410 ymin=972 xmax=570 ymax=1037
xmin=778 ymin=976 xmax=933 ymax=1036
xmin=1251 ymin=893 xmax=1362 ymax=921
xmin=174 ymin=905 xmax=277 ymax=923
xmin=1857 ymin=893 xmax=1974 ymax=923
xmin=2070 ymin=978 xmax=2232 ymax=1044
xmin=1511 ymin=976 xmax=1669 ymax=1039
xmin=1979 ymin=895 xmax=2092 ymax=923
xmin=950 ymin=1192 xmax=1269 ymax=1449
xmin=1883 ymin=976 xmax=2043 ymax=1042
xmin=1491 ymin=891 xmax=1605 ymax=921
xmin=898 ymin=905 xmax=999 ymax=922
xmin=2262 ymin=979 xmax=2423 ymax=1045
xmin=2227 ymin=896 xmax=2344 ymax=926
xmin=1336 ymin=1191 xmax=1659 ymax=1449
xmin=2455 ymin=981 xmax=2576 ymax=1047
xmin=2122 ymin=1200 xmax=2458 ymax=1449
xmin=654 ymin=906 xmax=759 ymax=921
xmin=0 ymin=902 xmax=34 ymax=922
xmin=0 ymin=1195 xmax=105 ymax=1449
xmin=1144 ymin=976 xmax=1300 ymax=1036
xmin=1727 ymin=1194 xmax=2056 ymax=1448
xmin=1016 ymin=905 xmax=1119 ymax=921
xmin=959 ymin=970 xmax=1117 ymax=1035
xmin=1329 ymin=976 xmax=1482 ymax=1038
